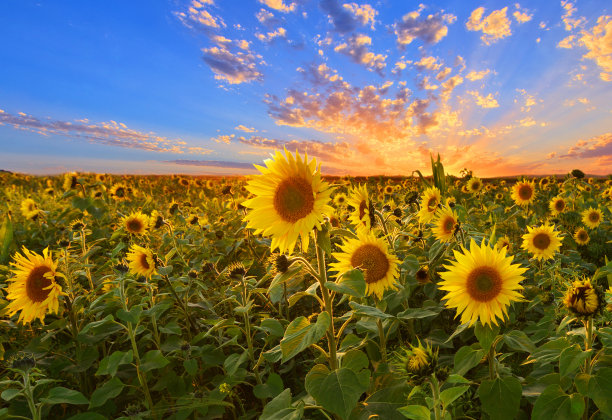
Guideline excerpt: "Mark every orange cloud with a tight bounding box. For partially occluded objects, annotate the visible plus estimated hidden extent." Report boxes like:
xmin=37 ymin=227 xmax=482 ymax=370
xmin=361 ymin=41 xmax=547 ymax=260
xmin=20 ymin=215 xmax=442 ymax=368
xmin=466 ymin=7 xmax=512 ymax=45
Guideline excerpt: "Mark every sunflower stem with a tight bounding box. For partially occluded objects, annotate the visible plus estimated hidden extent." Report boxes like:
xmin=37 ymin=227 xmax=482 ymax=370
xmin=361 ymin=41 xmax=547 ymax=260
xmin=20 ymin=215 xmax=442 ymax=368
xmin=315 ymin=231 xmax=338 ymax=371
xmin=375 ymin=210 xmax=393 ymax=249
xmin=22 ymin=370 xmax=40 ymax=420
xmin=430 ymin=374 xmax=443 ymax=420
xmin=488 ymin=345 xmax=497 ymax=380
xmin=240 ymin=276 xmax=262 ymax=386
xmin=80 ymin=227 xmax=94 ymax=290
xmin=165 ymin=222 xmax=188 ymax=267
xmin=583 ymin=317 xmax=594 ymax=420
xmin=377 ymin=318 xmax=387 ymax=364
xmin=162 ymin=274 xmax=196 ymax=338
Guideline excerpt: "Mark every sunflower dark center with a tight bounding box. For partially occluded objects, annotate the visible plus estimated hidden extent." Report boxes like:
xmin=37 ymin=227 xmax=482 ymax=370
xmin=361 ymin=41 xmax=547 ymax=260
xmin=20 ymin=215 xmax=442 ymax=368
xmin=533 ymin=233 xmax=551 ymax=250
xmin=518 ymin=185 xmax=533 ymax=200
xmin=274 ymin=177 xmax=315 ymax=223
xmin=471 ymin=181 xmax=481 ymax=191
xmin=350 ymin=244 xmax=390 ymax=284
xmin=127 ymin=218 xmax=144 ymax=233
xmin=427 ymin=197 xmax=437 ymax=210
xmin=115 ymin=187 xmax=125 ymax=197
xmin=140 ymin=253 xmax=150 ymax=270
xmin=337 ymin=196 xmax=345 ymax=203
xmin=555 ymin=200 xmax=565 ymax=211
xmin=466 ymin=266 xmax=502 ymax=302
xmin=26 ymin=266 xmax=53 ymax=302
xmin=588 ymin=212 xmax=599 ymax=223
xmin=443 ymin=217 xmax=455 ymax=233
xmin=578 ymin=230 xmax=588 ymax=241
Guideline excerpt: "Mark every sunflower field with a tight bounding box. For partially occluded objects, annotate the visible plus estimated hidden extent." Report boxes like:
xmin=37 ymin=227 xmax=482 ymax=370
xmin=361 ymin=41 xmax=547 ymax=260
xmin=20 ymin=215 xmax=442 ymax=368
xmin=0 ymin=152 xmax=611 ymax=420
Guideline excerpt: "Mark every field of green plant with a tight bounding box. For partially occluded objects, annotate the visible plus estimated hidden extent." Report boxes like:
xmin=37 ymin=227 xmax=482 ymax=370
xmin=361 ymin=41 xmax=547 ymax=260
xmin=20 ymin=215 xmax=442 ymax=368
xmin=0 ymin=152 xmax=611 ymax=420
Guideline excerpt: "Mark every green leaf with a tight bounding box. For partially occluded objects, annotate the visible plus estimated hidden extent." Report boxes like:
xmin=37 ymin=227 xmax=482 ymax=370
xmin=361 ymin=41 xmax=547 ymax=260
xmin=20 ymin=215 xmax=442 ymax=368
xmin=559 ymin=345 xmax=591 ymax=378
xmin=317 ymin=224 xmax=332 ymax=256
xmin=440 ymin=386 xmax=469 ymax=408
xmin=397 ymin=405 xmax=431 ymax=420
xmin=503 ymin=330 xmax=536 ymax=353
xmin=592 ymin=260 xmax=612 ymax=282
xmin=66 ymin=413 xmax=108 ymax=420
xmin=324 ymin=269 xmax=365 ymax=298
xmin=41 ymin=387 xmax=89 ymax=405
xmin=260 ymin=388 xmax=303 ymax=420
xmin=316 ymin=368 xmax=367 ymax=420
xmin=258 ymin=318 xmax=284 ymax=337
xmin=140 ymin=350 xmax=169 ymax=372
xmin=77 ymin=315 xmax=124 ymax=344
xmin=280 ymin=312 xmax=330 ymax=362
xmin=477 ymin=376 xmax=522 ymax=420
xmin=453 ymin=345 xmax=485 ymax=376
xmin=0 ymin=215 xmax=13 ymax=264
xmin=359 ymin=384 xmax=411 ymax=420
xmin=349 ymin=302 xmax=394 ymax=319
xmin=341 ymin=349 xmax=369 ymax=373
xmin=1 ymin=388 xmax=21 ymax=401
xmin=527 ymin=338 xmax=571 ymax=366
xmin=305 ymin=364 xmax=330 ymax=402
xmin=96 ymin=350 xmax=133 ymax=376
xmin=116 ymin=305 xmax=143 ymax=325
xmin=532 ymin=385 xmax=584 ymax=420
xmin=89 ymin=377 xmax=125 ymax=408
xmin=396 ymin=307 xmax=442 ymax=320
xmin=474 ymin=323 xmax=499 ymax=352
xmin=254 ymin=373 xmax=284 ymax=400
xmin=157 ymin=265 xmax=173 ymax=276
xmin=574 ymin=368 xmax=612 ymax=416
xmin=183 ymin=359 xmax=198 ymax=376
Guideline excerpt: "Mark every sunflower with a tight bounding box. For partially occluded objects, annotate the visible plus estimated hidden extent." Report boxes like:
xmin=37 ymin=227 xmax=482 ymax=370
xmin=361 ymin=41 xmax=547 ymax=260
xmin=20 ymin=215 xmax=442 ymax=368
xmin=392 ymin=340 xmax=438 ymax=380
xmin=384 ymin=185 xmax=394 ymax=195
xmin=110 ymin=183 xmax=129 ymax=201
xmin=563 ymin=278 xmax=602 ymax=317
xmin=549 ymin=196 xmax=566 ymax=215
xmin=347 ymin=184 xmax=375 ymax=232
xmin=415 ymin=265 xmax=430 ymax=284
xmin=582 ymin=207 xmax=603 ymax=229
xmin=573 ymin=228 xmax=590 ymax=245
xmin=539 ymin=177 xmax=550 ymax=189
xmin=511 ymin=181 xmax=536 ymax=206
xmin=417 ymin=187 xmax=441 ymax=223
xmin=496 ymin=235 xmax=511 ymax=251
xmin=333 ymin=193 xmax=348 ymax=207
xmin=466 ymin=177 xmax=483 ymax=194
xmin=439 ymin=239 xmax=526 ymax=327
xmin=521 ymin=224 xmax=563 ymax=260
xmin=20 ymin=199 xmax=39 ymax=220
xmin=432 ymin=207 xmax=458 ymax=243
xmin=122 ymin=211 xmax=150 ymax=235
xmin=330 ymin=231 xmax=400 ymax=299
xmin=63 ymin=172 xmax=78 ymax=190
xmin=126 ymin=245 xmax=157 ymax=279
xmin=495 ymin=192 xmax=504 ymax=200
xmin=242 ymin=149 xmax=334 ymax=254
xmin=5 ymin=247 xmax=64 ymax=324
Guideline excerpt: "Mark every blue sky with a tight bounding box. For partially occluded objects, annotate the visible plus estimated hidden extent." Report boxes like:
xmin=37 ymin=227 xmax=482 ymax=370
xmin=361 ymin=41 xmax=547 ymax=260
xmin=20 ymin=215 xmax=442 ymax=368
xmin=0 ymin=0 xmax=610 ymax=176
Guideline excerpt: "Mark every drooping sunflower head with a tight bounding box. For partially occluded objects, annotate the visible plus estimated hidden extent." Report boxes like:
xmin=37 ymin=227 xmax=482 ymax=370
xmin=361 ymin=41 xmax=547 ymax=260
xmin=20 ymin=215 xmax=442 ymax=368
xmin=330 ymin=231 xmax=400 ymax=299
xmin=392 ymin=340 xmax=438 ymax=381
xmin=5 ymin=247 xmax=64 ymax=324
xmin=417 ymin=186 xmax=441 ymax=223
xmin=521 ymin=224 xmax=563 ymax=261
xmin=186 ymin=214 xmax=200 ymax=226
xmin=582 ymin=207 xmax=603 ymax=229
xmin=70 ymin=219 xmax=86 ymax=231
xmin=347 ymin=184 xmax=375 ymax=232
xmin=122 ymin=212 xmax=150 ymax=235
xmin=496 ymin=235 xmax=511 ymax=251
xmin=549 ymin=196 xmax=567 ymax=215
xmin=242 ymin=149 xmax=334 ymax=254
xmin=226 ymin=261 xmax=247 ymax=280
xmin=511 ymin=181 xmax=536 ymax=206
xmin=439 ymin=239 xmax=527 ymax=327
xmin=268 ymin=253 xmax=291 ymax=276
xmin=20 ymin=198 xmax=39 ymax=220
xmin=126 ymin=245 xmax=157 ymax=279
xmin=563 ymin=278 xmax=603 ymax=318
xmin=466 ymin=177 xmax=483 ymax=194
xmin=110 ymin=183 xmax=129 ymax=201
xmin=539 ymin=177 xmax=550 ymax=189
xmin=415 ymin=265 xmax=430 ymax=284
xmin=574 ymin=228 xmax=590 ymax=245
xmin=150 ymin=210 xmax=165 ymax=229
xmin=63 ymin=172 xmax=78 ymax=190
xmin=432 ymin=207 xmax=459 ymax=243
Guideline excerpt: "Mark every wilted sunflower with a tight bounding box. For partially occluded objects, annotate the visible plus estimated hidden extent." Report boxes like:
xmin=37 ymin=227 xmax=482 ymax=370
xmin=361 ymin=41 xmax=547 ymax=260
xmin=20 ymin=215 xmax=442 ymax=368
xmin=466 ymin=177 xmax=483 ymax=194
xmin=122 ymin=211 xmax=150 ymax=235
xmin=243 ymin=149 xmax=334 ymax=254
xmin=415 ymin=265 xmax=430 ymax=284
xmin=573 ymin=228 xmax=590 ymax=245
xmin=333 ymin=193 xmax=347 ymax=207
xmin=186 ymin=214 xmax=200 ymax=226
xmin=330 ymin=231 xmax=400 ymax=299
xmin=521 ymin=224 xmax=563 ymax=260
xmin=5 ymin=247 xmax=64 ymax=324
xmin=110 ymin=183 xmax=129 ymax=201
xmin=511 ymin=181 xmax=536 ymax=206
xmin=63 ymin=172 xmax=78 ymax=190
xmin=563 ymin=278 xmax=603 ymax=317
xmin=417 ymin=187 xmax=441 ymax=223
xmin=20 ymin=198 xmax=39 ymax=220
xmin=439 ymin=239 xmax=526 ymax=327
xmin=549 ymin=196 xmax=567 ymax=215
xmin=582 ymin=207 xmax=603 ymax=229
xmin=432 ymin=207 xmax=458 ymax=242
xmin=126 ymin=245 xmax=157 ymax=279
xmin=347 ymin=184 xmax=374 ymax=232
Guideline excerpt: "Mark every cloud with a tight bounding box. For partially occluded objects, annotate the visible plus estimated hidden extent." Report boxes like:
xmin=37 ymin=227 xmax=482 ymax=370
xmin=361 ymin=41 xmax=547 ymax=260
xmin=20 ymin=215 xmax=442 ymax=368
xmin=202 ymin=43 xmax=263 ymax=84
xmin=465 ymin=69 xmax=491 ymax=81
xmin=212 ymin=134 xmax=235 ymax=144
xmin=236 ymin=135 xmax=353 ymax=163
xmin=255 ymin=27 xmax=287 ymax=42
xmin=558 ymin=132 xmax=612 ymax=159
xmin=515 ymin=89 xmax=541 ymax=112
xmin=393 ymin=5 xmax=456 ymax=48
xmin=579 ymin=15 xmax=612 ymax=81
xmin=235 ymin=125 xmax=257 ymax=132
xmin=413 ymin=56 xmax=443 ymax=71
xmin=319 ymin=0 xmax=358 ymax=33
xmin=256 ymin=8 xmax=281 ymax=27
xmin=342 ymin=3 xmax=377 ymax=29
xmin=175 ymin=0 xmax=225 ymax=30
xmin=513 ymin=4 xmax=533 ymax=24
xmin=334 ymin=34 xmax=387 ymax=74
xmin=0 ymin=109 xmax=212 ymax=154
xmin=258 ymin=0 xmax=296 ymax=13
xmin=165 ymin=159 xmax=256 ymax=169
xmin=561 ymin=1 xmax=585 ymax=32
xmin=466 ymin=7 xmax=512 ymax=45
xmin=467 ymin=90 xmax=500 ymax=108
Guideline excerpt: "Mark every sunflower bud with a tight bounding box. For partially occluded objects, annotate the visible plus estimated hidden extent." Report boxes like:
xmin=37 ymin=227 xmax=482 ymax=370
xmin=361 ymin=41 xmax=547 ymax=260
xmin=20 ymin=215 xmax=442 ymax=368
xmin=269 ymin=254 xmax=291 ymax=275
xmin=563 ymin=278 xmax=603 ymax=318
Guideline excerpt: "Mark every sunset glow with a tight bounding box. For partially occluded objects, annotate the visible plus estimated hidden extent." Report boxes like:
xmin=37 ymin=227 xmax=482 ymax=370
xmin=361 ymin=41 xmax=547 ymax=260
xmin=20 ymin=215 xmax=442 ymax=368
xmin=0 ymin=1 xmax=610 ymax=176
